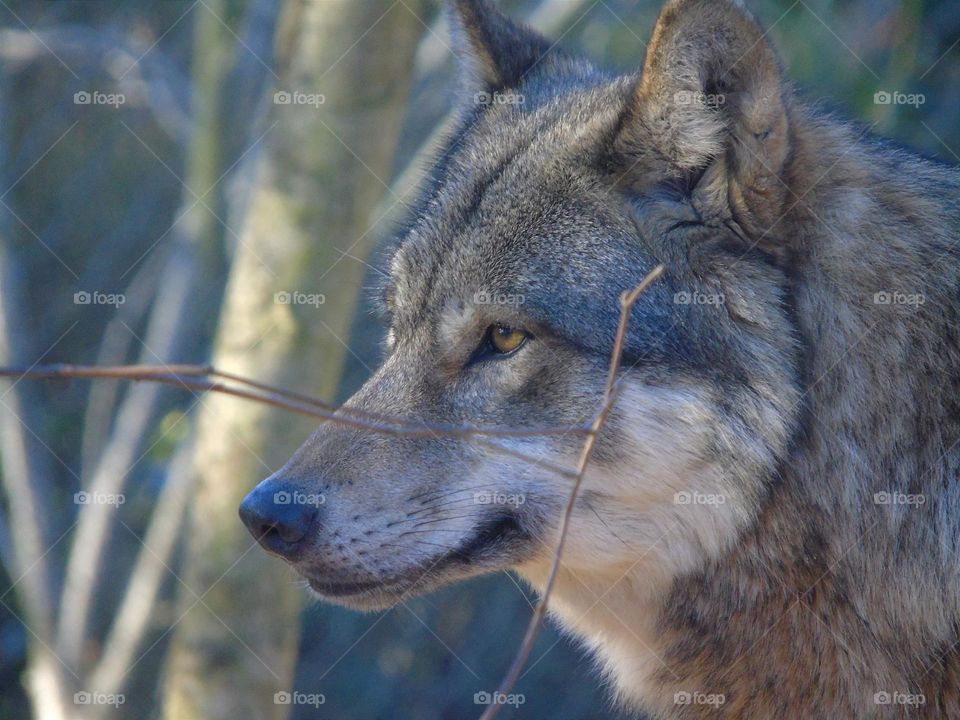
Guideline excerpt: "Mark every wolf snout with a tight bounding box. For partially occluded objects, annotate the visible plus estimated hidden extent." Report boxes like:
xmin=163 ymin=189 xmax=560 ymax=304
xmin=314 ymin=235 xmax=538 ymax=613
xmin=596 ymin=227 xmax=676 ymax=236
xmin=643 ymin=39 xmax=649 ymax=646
xmin=238 ymin=479 xmax=322 ymax=560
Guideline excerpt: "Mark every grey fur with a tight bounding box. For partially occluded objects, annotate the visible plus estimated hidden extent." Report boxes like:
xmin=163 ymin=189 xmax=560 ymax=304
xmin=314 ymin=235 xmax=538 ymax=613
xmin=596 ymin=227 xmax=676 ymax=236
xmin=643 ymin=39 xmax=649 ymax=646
xmin=241 ymin=1 xmax=960 ymax=716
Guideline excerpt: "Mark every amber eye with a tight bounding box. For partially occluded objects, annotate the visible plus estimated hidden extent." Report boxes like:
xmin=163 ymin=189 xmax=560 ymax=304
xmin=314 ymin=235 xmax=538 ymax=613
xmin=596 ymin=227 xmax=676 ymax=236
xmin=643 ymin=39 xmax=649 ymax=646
xmin=488 ymin=324 xmax=527 ymax=354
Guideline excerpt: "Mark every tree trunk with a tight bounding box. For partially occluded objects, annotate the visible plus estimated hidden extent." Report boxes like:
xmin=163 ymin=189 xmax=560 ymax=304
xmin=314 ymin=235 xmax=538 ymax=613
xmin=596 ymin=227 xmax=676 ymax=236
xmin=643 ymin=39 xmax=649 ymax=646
xmin=162 ymin=2 xmax=425 ymax=718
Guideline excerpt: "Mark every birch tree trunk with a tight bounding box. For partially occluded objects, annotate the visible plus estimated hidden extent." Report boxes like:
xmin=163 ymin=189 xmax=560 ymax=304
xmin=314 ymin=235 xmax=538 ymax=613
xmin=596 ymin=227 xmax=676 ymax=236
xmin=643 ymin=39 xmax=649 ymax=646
xmin=162 ymin=2 xmax=426 ymax=718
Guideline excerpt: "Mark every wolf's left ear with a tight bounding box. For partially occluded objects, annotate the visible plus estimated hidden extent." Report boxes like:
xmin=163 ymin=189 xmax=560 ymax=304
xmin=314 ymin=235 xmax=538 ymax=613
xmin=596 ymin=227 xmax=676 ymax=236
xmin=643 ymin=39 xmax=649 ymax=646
xmin=618 ymin=0 xmax=791 ymax=237
xmin=446 ymin=0 xmax=553 ymax=93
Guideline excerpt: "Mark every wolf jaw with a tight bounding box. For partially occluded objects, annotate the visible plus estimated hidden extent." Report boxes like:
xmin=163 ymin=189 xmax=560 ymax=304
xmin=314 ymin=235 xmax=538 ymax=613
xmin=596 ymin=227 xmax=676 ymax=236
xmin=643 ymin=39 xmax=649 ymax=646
xmin=239 ymin=0 xmax=960 ymax=717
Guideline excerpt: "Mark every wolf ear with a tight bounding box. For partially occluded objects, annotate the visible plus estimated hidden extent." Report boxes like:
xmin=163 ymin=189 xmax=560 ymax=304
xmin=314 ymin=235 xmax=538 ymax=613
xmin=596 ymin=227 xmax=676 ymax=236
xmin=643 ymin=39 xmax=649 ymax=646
xmin=446 ymin=0 xmax=553 ymax=92
xmin=619 ymin=0 xmax=791 ymax=236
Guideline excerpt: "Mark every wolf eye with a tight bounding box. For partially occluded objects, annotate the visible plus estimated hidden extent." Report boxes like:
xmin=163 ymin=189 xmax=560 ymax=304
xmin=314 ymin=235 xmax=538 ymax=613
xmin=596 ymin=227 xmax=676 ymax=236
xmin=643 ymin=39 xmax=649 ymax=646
xmin=487 ymin=324 xmax=527 ymax=354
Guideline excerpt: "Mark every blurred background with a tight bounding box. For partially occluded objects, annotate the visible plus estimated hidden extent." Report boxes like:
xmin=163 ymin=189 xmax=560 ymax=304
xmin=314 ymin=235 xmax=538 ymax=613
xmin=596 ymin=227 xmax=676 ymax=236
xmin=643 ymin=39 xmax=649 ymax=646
xmin=0 ymin=0 xmax=956 ymax=718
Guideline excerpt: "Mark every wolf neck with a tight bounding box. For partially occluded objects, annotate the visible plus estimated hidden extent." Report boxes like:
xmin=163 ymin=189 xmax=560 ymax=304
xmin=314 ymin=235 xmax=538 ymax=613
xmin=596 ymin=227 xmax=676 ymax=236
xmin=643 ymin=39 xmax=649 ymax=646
xmin=779 ymin=105 xmax=960 ymax=535
xmin=517 ymin=560 xmax=675 ymax=707
xmin=526 ymin=110 xmax=960 ymax=716
xmin=654 ymin=112 xmax=960 ymax=713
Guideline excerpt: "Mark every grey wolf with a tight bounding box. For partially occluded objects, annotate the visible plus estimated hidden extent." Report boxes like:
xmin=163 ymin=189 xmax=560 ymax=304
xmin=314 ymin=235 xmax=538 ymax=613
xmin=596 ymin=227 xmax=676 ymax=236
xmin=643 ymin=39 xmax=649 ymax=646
xmin=239 ymin=0 xmax=960 ymax=716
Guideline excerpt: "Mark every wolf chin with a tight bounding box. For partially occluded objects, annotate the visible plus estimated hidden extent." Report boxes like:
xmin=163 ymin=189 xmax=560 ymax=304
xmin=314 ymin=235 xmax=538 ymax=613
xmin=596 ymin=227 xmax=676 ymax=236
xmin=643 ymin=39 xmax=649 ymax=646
xmin=239 ymin=0 xmax=960 ymax=716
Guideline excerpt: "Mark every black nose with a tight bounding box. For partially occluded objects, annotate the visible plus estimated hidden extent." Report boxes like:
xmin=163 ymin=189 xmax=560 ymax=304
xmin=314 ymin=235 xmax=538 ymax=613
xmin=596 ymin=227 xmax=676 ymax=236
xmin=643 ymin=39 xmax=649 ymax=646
xmin=238 ymin=480 xmax=321 ymax=559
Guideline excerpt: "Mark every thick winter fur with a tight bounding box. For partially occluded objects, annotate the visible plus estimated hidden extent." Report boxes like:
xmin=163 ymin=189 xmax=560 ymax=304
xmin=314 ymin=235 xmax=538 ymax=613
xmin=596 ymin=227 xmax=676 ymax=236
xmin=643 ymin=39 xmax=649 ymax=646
xmin=242 ymin=0 xmax=960 ymax=716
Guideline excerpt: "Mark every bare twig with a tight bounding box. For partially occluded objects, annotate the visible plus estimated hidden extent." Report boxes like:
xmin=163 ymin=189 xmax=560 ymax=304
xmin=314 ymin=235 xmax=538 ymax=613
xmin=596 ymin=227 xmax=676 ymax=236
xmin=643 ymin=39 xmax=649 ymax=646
xmin=0 ymin=364 xmax=591 ymax=441
xmin=478 ymin=264 xmax=665 ymax=720
xmin=0 ymin=364 xmax=583 ymax=481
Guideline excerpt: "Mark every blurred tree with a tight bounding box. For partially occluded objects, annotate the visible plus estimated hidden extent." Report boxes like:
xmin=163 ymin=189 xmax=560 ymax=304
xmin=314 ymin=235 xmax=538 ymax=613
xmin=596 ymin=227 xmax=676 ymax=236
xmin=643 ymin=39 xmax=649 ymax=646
xmin=161 ymin=1 xmax=426 ymax=718
xmin=0 ymin=175 xmax=65 ymax=719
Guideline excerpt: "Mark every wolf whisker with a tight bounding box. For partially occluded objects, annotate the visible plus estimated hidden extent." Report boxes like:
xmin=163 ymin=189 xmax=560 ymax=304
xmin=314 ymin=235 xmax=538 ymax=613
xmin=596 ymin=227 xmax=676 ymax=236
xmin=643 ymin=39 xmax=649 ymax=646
xmin=407 ymin=481 xmax=510 ymax=506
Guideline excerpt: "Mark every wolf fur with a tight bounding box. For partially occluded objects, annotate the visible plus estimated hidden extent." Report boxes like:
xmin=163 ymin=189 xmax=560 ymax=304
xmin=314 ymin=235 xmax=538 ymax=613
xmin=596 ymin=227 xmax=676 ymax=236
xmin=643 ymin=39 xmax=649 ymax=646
xmin=241 ymin=0 xmax=960 ymax=716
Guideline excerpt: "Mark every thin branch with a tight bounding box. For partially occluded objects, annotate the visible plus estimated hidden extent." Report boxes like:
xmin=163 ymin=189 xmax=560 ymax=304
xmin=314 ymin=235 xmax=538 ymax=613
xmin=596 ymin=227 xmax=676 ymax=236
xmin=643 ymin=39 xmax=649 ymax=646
xmin=0 ymin=364 xmax=591 ymax=441
xmin=0 ymin=364 xmax=582 ymax=481
xmin=478 ymin=264 xmax=665 ymax=720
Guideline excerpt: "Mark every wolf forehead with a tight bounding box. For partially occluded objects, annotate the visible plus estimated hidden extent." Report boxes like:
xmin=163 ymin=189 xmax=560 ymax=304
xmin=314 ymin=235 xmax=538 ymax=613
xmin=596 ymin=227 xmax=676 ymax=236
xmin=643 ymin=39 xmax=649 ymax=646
xmin=379 ymin=77 xmax=686 ymax=362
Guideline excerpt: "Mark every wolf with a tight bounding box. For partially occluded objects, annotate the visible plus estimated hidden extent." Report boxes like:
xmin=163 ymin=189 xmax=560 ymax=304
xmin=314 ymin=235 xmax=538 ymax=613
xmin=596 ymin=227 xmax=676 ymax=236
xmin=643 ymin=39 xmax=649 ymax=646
xmin=239 ymin=0 xmax=960 ymax=716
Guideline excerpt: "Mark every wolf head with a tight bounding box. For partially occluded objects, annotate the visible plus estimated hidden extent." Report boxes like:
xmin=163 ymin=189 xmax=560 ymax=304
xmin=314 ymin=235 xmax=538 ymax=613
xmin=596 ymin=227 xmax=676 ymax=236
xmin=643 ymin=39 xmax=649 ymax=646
xmin=240 ymin=0 xmax=802 ymax=611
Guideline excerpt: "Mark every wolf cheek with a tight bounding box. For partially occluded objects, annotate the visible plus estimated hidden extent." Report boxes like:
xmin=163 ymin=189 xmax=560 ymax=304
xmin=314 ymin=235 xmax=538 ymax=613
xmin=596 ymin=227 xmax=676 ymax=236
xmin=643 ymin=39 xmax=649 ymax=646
xmin=240 ymin=0 xmax=960 ymax=716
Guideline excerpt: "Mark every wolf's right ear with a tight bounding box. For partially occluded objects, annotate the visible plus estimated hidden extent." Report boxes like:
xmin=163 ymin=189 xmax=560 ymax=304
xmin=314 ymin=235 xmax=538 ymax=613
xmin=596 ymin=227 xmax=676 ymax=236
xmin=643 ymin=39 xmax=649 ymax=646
xmin=617 ymin=0 xmax=792 ymax=237
xmin=446 ymin=0 xmax=553 ymax=95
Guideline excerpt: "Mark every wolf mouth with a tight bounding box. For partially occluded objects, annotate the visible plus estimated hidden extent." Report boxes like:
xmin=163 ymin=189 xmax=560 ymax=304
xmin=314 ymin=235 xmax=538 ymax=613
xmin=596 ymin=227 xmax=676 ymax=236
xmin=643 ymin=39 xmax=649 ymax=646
xmin=450 ymin=513 xmax=524 ymax=563
xmin=304 ymin=514 xmax=526 ymax=602
xmin=305 ymin=577 xmax=392 ymax=597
